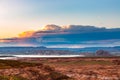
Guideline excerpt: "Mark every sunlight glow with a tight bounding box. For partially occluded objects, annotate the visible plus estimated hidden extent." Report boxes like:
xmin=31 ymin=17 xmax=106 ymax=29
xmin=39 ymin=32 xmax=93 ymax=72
xmin=18 ymin=31 xmax=35 ymax=38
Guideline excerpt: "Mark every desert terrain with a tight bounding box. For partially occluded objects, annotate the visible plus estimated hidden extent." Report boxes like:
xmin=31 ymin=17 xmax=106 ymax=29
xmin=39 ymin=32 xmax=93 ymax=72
xmin=0 ymin=57 xmax=120 ymax=80
xmin=20 ymin=57 xmax=120 ymax=80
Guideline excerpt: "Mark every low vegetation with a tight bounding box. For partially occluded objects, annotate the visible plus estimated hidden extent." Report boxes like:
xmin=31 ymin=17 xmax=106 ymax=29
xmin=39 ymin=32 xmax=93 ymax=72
xmin=0 ymin=60 xmax=41 ymax=69
xmin=39 ymin=59 xmax=114 ymax=66
xmin=0 ymin=60 xmax=72 ymax=80
xmin=0 ymin=75 xmax=27 ymax=80
xmin=0 ymin=57 xmax=120 ymax=80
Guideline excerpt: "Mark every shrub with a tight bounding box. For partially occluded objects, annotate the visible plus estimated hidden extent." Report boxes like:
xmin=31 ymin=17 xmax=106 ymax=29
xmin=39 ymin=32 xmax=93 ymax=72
xmin=49 ymin=72 xmax=70 ymax=80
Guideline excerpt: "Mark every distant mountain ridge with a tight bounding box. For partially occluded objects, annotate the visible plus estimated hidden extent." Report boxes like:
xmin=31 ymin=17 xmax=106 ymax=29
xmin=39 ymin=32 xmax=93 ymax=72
xmin=0 ymin=46 xmax=120 ymax=56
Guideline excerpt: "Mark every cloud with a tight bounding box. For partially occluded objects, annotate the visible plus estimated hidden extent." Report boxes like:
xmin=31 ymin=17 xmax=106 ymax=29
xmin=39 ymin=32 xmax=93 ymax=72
xmin=62 ymin=25 xmax=106 ymax=33
xmin=41 ymin=24 xmax=62 ymax=31
xmin=18 ymin=31 xmax=35 ymax=38
xmin=1 ymin=24 xmax=120 ymax=47
xmin=35 ymin=25 xmax=106 ymax=34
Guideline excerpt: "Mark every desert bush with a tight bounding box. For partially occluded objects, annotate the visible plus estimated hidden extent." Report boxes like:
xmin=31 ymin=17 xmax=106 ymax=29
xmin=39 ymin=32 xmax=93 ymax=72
xmin=112 ymin=60 xmax=120 ymax=65
xmin=0 ymin=75 xmax=27 ymax=80
xmin=0 ymin=60 xmax=41 ymax=69
xmin=49 ymin=71 xmax=70 ymax=80
xmin=43 ymin=65 xmax=55 ymax=72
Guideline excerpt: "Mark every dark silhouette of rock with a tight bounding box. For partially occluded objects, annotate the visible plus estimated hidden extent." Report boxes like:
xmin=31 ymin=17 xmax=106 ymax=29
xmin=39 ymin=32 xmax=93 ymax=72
xmin=95 ymin=50 xmax=113 ymax=57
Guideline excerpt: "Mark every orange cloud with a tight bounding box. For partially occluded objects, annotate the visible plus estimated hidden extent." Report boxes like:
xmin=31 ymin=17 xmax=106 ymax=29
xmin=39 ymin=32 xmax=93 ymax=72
xmin=0 ymin=39 xmax=7 ymax=43
xmin=18 ymin=31 xmax=35 ymax=38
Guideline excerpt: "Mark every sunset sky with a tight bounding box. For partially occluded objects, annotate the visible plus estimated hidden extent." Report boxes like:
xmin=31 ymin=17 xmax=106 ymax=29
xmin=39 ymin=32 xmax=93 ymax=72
xmin=0 ymin=0 xmax=120 ymax=47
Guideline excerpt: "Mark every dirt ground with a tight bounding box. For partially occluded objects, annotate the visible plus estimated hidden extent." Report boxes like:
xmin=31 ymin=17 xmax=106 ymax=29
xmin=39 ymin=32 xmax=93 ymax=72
xmin=21 ymin=57 xmax=120 ymax=80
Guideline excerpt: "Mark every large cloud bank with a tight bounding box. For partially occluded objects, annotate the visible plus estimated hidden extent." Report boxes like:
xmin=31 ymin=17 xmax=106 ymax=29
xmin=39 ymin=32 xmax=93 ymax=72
xmin=0 ymin=24 xmax=120 ymax=48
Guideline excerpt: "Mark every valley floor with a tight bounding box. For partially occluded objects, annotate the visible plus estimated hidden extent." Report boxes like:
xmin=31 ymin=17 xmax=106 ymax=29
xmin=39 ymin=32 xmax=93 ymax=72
xmin=21 ymin=57 xmax=120 ymax=80
xmin=0 ymin=57 xmax=120 ymax=80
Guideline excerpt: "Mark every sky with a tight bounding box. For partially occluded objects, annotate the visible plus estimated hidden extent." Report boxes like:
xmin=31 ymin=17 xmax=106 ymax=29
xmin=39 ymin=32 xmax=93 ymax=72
xmin=0 ymin=0 xmax=120 ymax=47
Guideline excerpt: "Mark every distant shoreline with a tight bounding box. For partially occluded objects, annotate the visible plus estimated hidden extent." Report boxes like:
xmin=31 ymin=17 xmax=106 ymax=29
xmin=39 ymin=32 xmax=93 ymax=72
xmin=0 ymin=54 xmax=85 ymax=60
xmin=0 ymin=55 xmax=120 ymax=60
